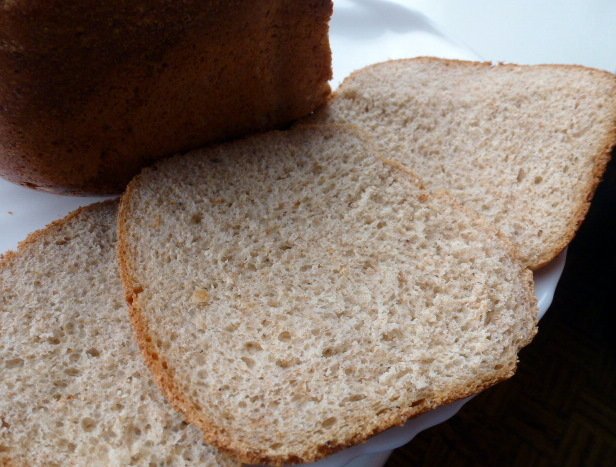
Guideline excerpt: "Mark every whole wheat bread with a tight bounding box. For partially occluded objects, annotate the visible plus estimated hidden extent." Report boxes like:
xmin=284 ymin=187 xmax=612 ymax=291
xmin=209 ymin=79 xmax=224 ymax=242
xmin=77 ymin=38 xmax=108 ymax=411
xmin=309 ymin=57 xmax=616 ymax=269
xmin=0 ymin=202 xmax=235 ymax=466
xmin=0 ymin=0 xmax=332 ymax=194
xmin=119 ymin=125 xmax=537 ymax=464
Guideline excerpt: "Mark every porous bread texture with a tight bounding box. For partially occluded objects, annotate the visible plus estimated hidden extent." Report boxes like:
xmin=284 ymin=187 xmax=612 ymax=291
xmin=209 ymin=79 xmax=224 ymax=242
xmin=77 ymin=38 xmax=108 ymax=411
xmin=310 ymin=57 xmax=616 ymax=269
xmin=119 ymin=125 xmax=538 ymax=465
xmin=0 ymin=202 xmax=236 ymax=467
xmin=0 ymin=0 xmax=332 ymax=194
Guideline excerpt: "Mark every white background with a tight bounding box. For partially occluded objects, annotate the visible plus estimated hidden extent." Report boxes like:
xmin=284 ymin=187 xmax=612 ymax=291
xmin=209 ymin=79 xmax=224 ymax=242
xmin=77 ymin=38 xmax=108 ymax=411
xmin=405 ymin=0 xmax=616 ymax=71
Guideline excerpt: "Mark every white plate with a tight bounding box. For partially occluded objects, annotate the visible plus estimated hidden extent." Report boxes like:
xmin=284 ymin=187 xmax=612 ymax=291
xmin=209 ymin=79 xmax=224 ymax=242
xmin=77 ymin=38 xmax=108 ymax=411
xmin=0 ymin=2 xmax=565 ymax=466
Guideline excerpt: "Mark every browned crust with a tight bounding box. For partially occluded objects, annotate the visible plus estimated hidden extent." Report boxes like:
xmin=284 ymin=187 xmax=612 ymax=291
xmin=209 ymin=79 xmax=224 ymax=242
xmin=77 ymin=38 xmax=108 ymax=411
xmin=117 ymin=125 xmax=538 ymax=465
xmin=0 ymin=0 xmax=333 ymax=194
xmin=0 ymin=199 xmax=118 ymax=467
xmin=320 ymin=56 xmax=616 ymax=270
xmin=0 ymin=199 xmax=118 ymax=270
xmin=531 ymin=121 xmax=616 ymax=270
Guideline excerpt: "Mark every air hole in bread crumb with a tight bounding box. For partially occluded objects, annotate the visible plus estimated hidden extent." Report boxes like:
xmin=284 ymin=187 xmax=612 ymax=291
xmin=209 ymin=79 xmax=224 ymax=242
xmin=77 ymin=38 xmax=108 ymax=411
xmin=278 ymin=331 xmax=292 ymax=342
xmin=55 ymin=236 xmax=71 ymax=246
xmin=241 ymin=356 xmax=255 ymax=368
xmin=47 ymin=336 xmax=61 ymax=345
xmin=191 ymin=288 xmax=209 ymax=305
xmin=244 ymin=342 xmax=263 ymax=353
xmin=411 ymin=398 xmax=426 ymax=407
xmin=381 ymin=329 xmax=403 ymax=342
xmin=64 ymin=368 xmax=80 ymax=376
xmin=5 ymin=358 xmax=23 ymax=368
xmin=270 ymin=442 xmax=283 ymax=450
xmin=63 ymin=322 xmax=75 ymax=334
xmin=86 ymin=347 xmax=100 ymax=357
xmin=516 ymin=168 xmax=525 ymax=183
xmin=190 ymin=213 xmax=203 ymax=224
xmin=322 ymin=417 xmax=337 ymax=428
xmin=534 ymin=176 xmax=543 ymax=184
xmin=81 ymin=417 xmax=97 ymax=432
xmin=276 ymin=358 xmax=299 ymax=369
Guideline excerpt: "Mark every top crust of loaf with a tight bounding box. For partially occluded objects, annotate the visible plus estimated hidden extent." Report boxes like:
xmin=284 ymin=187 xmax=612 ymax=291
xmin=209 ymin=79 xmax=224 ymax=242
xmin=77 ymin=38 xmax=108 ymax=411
xmin=312 ymin=57 xmax=616 ymax=269
xmin=118 ymin=124 xmax=537 ymax=464
xmin=0 ymin=202 xmax=236 ymax=466
xmin=0 ymin=0 xmax=333 ymax=194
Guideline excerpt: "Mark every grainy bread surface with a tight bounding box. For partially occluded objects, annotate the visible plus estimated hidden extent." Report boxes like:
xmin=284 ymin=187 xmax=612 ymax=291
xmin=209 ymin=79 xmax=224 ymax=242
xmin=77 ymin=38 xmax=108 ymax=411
xmin=0 ymin=202 xmax=236 ymax=466
xmin=0 ymin=0 xmax=332 ymax=194
xmin=119 ymin=125 xmax=537 ymax=464
xmin=310 ymin=57 xmax=616 ymax=269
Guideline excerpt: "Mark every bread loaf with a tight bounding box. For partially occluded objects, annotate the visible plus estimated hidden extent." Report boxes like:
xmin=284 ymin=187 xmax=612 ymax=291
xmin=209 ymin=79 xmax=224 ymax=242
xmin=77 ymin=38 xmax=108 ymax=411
xmin=0 ymin=0 xmax=332 ymax=194
xmin=309 ymin=57 xmax=616 ymax=269
xmin=0 ymin=202 xmax=236 ymax=466
xmin=118 ymin=125 xmax=537 ymax=464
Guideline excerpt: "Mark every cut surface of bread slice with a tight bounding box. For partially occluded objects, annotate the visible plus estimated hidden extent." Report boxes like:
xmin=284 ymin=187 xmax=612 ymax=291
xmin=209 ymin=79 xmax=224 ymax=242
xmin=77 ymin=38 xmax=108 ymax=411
xmin=0 ymin=202 xmax=235 ymax=466
xmin=310 ymin=57 xmax=616 ymax=269
xmin=119 ymin=125 xmax=538 ymax=464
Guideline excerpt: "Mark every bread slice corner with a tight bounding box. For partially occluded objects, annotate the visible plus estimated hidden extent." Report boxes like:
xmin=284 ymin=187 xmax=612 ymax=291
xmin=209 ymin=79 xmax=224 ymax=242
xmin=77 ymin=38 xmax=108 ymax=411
xmin=0 ymin=201 xmax=236 ymax=466
xmin=310 ymin=57 xmax=616 ymax=269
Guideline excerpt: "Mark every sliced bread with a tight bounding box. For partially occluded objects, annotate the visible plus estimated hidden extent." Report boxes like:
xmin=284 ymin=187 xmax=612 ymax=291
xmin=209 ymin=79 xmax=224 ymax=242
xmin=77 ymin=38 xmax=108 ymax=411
xmin=309 ymin=57 xmax=616 ymax=269
xmin=118 ymin=125 xmax=538 ymax=464
xmin=0 ymin=202 xmax=235 ymax=466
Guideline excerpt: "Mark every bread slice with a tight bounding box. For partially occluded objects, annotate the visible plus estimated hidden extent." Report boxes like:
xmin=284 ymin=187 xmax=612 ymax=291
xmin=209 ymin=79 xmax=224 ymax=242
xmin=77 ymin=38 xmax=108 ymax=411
xmin=309 ymin=57 xmax=616 ymax=269
xmin=0 ymin=202 xmax=235 ymax=466
xmin=118 ymin=125 xmax=538 ymax=465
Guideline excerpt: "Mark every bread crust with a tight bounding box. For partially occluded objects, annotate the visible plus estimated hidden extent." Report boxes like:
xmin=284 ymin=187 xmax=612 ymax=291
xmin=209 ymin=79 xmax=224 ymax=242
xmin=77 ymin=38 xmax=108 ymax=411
xmin=0 ymin=199 xmax=118 ymax=269
xmin=117 ymin=125 xmax=538 ymax=465
xmin=322 ymin=57 xmax=616 ymax=270
xmin=0 ymin=0 xmax=332 ymax=194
